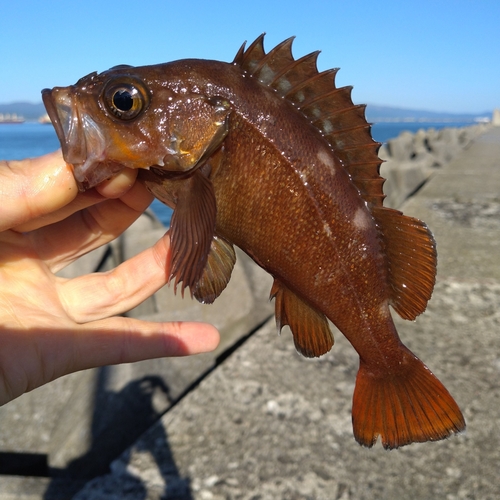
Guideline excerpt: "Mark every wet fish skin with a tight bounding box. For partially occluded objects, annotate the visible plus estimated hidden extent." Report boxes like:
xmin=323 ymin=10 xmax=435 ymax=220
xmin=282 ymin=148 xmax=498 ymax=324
xmin=42 ymin=35 xmax=465 ymax=449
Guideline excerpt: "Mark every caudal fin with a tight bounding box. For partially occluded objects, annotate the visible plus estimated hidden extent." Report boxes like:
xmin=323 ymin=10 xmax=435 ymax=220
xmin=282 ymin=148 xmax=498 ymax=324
xmin=352 ymin=352 xmax=465 ymax=449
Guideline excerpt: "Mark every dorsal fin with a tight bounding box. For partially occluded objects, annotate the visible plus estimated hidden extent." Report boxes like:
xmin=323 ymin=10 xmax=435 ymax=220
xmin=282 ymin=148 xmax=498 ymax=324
xmin=233 ymin=35 xmax=437 ymax=318
xmin=233 ymin=34 xmax=384 ymax=208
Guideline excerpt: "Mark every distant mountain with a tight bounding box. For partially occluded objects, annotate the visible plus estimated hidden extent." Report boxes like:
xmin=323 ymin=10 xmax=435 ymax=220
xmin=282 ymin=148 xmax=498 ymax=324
xmin=365 ymin=104 xmax=491 ymax=123
xmin=0 ymin=102 xmax=46 ymax=121
xmin=0 ymin=101 xmax=492 ymax=124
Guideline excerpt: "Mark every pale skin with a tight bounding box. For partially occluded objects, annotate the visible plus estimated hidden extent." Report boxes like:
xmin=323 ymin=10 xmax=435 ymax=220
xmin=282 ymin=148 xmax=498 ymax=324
xmin=0 ymin=150 xmax=220 ymax=405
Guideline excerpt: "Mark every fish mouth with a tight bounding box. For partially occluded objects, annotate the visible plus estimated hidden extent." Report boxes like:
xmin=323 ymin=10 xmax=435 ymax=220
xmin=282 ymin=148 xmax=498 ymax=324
xmin=42 ymin=87 xmax=125 ymax=191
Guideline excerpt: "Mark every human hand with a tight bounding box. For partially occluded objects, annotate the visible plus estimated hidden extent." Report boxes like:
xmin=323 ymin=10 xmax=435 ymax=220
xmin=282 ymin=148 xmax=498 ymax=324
xmin=0 ymin=151 xmax=220 ymax=405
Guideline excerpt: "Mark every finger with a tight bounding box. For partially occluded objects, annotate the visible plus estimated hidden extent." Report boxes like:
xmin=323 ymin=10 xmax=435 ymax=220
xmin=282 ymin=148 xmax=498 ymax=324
xmin=0 ymin=319 xmax=220 ymax=404
xmin=0 ymin=151 xmax=78 ymax=232
xmin=57 ymin=235 xmax=170 ymax=322
xmin=13 ymin=189 xmax=105 ymax=233
xmin=73 ymin=318 xmax=221 ymax=370
xmin=95 ymin=167 xmax=138 ymax=199
xmin=27 ymin=180 xmax=154 ymax=271
xmin=13 ymin=165 xmax=146 ymax=233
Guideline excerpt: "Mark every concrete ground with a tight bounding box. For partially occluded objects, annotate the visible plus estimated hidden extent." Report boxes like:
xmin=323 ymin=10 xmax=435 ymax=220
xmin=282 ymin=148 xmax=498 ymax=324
xmin=1 ymin=126 xmax=500 ymax=499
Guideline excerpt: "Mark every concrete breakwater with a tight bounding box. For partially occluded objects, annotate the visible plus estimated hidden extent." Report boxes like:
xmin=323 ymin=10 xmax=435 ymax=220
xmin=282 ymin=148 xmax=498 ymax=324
xmin=380 ymin=122 xmax=491 ymax=208
xmin=0 ymin=123 xmax=498 ymax=499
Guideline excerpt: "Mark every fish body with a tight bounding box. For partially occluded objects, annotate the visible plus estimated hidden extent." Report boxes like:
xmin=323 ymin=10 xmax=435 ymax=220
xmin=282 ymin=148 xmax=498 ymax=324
xmin=42 ymin=36 xmax=465 ymax=448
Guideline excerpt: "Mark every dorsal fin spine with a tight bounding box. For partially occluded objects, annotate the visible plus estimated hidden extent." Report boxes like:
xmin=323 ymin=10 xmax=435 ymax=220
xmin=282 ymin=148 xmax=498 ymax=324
xmin=299 ymin=85 xmax=352 ymax=110
xmin=284 ymin=72 xmax=337 ymax=110
xmin=232 ymin=42 xmax=247 ymax=66
xmin=270 ymin=51 xmax=320 ymax=96
xmin=313 ymin=104 xmax=367 ymax=125
xmin=238 ymin=34 xmax=266 ymax=73
xmin=324 ymin=122 xmax=372 ymax=137
xmin=251 ymin=36 xmax=295 ymax=77
xmin=285 ymin=68 xmax=339 ymax=98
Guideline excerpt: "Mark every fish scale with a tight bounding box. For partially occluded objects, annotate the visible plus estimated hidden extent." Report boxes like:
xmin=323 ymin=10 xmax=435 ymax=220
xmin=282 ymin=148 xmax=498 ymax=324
xmin=42 ymin=35 xmax=465 ymax=449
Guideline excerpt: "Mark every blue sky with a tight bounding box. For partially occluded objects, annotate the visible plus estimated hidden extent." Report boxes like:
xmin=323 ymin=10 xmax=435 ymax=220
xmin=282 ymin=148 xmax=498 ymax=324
xmin=1 ymin=0 xmax=498 ymax=114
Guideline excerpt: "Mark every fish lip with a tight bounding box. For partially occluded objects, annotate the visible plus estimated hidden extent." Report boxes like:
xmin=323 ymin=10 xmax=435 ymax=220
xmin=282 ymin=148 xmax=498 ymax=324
xmin=42 ymin=88 xmax=70 ymax=158
xmin=42 ymin=86 xmax=126 ymax=191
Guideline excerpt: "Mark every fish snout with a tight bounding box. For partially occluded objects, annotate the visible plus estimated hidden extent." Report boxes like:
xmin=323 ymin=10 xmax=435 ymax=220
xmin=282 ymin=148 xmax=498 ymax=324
xmin=42 ymin=86 xmax=121 ymax=190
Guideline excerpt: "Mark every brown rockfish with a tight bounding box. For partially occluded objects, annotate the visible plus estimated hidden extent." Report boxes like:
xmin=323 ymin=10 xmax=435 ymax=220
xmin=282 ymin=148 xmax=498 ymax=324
xmin=42 ymin=35 xmax=465 ymax=449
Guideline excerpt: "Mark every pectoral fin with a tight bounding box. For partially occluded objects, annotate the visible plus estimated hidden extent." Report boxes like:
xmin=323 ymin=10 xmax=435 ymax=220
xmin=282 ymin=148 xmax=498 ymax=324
xmin=139 ymin=168 xmax=176 ymax=208
xmin=193 ymin=236 xmax=236 ymax=304
xmin=168 ymin=170 xmax=217 ymax=297
xmin=140 ymin=167 xmax=226 ymax=299
xmin=270 ymin=279 xmax=334 ymax=357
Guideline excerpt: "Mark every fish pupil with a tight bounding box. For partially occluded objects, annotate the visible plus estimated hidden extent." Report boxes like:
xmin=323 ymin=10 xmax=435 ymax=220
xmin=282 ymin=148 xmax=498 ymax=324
xmin=103 ymin=78 xmax=150 ymax=120
xmin=113 ymin=90 xmax=134 ymax=112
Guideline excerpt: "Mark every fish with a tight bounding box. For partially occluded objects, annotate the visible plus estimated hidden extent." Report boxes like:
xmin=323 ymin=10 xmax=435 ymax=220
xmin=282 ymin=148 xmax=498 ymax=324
xmin=42 ymin=35 xmax=465 ymax=449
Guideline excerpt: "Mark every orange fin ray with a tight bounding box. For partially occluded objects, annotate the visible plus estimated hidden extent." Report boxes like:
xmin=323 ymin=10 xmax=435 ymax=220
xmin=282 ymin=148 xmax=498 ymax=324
xmin=270 ymin=279 xmax=334 ymax=357
xmin=373 ymin=206 xmax=437 ymax=319
xmin=352 ymin=352 xmax=465 ymax=449
xmin=193 ymin=236 xmax=236 ymax=304
xmin=233 ymin=35 xmax=384 ymax=209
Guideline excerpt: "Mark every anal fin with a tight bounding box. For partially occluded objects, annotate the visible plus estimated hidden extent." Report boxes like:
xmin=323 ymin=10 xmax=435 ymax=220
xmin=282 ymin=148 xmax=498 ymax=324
xmin=193 ymin=236 xmax=236 ymax=304
xmin=373 ymin=206 xmax=437 ymax=320
xmin=270 ymin=279 xmax=334 ymax=357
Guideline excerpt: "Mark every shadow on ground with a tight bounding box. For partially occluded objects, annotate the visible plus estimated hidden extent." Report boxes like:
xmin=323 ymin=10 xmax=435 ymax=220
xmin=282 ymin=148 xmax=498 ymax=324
xmin=43 ymin=369 xmax=193 ymax=499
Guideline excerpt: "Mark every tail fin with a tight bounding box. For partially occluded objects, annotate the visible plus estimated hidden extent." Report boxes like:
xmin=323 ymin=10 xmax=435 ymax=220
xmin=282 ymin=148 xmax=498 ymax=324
xmin=352 ymin=352 xmax=465 ymax=449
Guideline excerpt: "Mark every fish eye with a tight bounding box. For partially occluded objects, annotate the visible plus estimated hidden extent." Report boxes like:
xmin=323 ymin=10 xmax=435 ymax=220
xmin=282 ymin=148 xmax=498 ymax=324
xmin=103 ymin=79 xmax=150 ymax=121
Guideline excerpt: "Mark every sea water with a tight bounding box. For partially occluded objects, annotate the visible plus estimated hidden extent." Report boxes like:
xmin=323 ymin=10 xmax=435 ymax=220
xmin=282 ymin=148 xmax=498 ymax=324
xmin=371 ymin=121 xmax=478 ymax=143
xmin=0 ymin=120 xmax=478 ymax=226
